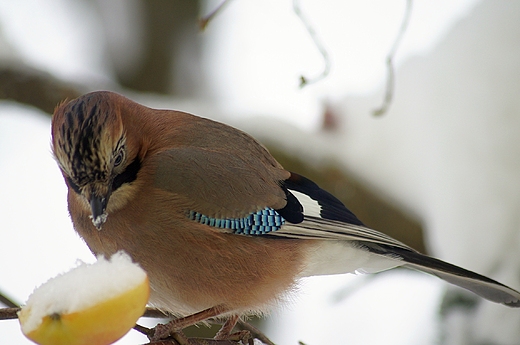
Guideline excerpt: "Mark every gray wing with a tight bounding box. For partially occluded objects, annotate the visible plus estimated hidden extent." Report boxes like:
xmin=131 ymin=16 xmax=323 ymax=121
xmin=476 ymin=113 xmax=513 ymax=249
xmin=274 ymin=216 xmax=520 ymax=307
xmin=154 ymin=137 xmax=520 ymax=308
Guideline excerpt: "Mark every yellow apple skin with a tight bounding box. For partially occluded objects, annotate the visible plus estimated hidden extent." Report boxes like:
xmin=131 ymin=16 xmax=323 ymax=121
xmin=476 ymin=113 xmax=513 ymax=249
xmin=19 ymin=277 xmax=149 ymax=345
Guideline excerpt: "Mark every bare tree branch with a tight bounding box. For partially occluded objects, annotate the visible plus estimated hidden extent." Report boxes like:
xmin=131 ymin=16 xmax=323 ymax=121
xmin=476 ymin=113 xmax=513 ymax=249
xmin=137 ymin=308 xmax=274 ymax=344
xmin=237 ymin=320 xmax=276 ymax=345
xmin=0 ymin=63 xmax=83 ymax=114
xmin=199 ymin=0 xmax=234 ymax=31
xmin=293 ymin=0 xmax=331 ymax=88
xmin=0 ymin=291 xmax=18 ymax=308
xmin=372 ymin=0 xmax=413 ymax=116
xmin=0 ymin=307 xmax=20 ymax=321
xmin=145 ymin=337 xmax=242 ymax=345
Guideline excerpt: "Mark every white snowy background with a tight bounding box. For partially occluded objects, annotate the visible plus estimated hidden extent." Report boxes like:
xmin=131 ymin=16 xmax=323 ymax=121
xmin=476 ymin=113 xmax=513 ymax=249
xmin=1 ymin=0 xmax=520 ymax=344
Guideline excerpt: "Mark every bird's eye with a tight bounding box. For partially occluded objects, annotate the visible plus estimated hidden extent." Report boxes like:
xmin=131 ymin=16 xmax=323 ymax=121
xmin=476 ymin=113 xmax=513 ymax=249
xmin=114 ymin=149 xmax=125 ymax=167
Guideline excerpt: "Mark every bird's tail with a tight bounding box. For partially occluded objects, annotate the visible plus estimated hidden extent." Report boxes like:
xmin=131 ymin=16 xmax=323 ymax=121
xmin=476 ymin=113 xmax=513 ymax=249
xmin=361 ymin=242 xmax=520 ymax=307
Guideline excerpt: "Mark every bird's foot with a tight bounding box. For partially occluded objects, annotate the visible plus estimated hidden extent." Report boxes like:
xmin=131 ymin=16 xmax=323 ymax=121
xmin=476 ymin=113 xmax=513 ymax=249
xmin=149 ymin=324 xmax=251 ymax=345
xmin=214 ymin=315 xmax=252 ymax=344
xmin=149 ymin=305 xmax=229 ymax=341
xmin=149 ymin=322 xmax=176 ymax=341
xmin=214 ymin=314 xmax=239 ymax=339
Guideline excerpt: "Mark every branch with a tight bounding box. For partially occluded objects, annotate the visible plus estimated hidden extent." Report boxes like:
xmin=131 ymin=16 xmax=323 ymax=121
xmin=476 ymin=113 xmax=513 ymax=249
xmin=199 ymin=0 xmax=233 ymax=31
xmin=293 ymin=0 xmax=331 ymax=88
xmin=137 ymin=308 xmax=274 ymax=344
xmin=135 ymin=323 xmax=254 ymax=345
xmin=0 ymin=291 xmax=18 ymax=308
xmin=145 ymin=337 xmax=242 ymax=345
xmin=0 ymin=307 xmax=20 ymax=321
xmin=0 ymin=63 xmax=83 ymax=115
xmin=237 ymin=320 xmax=276 ymax=345
xmin=372 ymin=0 xmax=413 ymax=116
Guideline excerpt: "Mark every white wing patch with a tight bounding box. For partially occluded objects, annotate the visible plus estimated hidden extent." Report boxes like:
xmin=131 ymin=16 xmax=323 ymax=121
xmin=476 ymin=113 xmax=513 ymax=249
xmin=290 ymin=190 xmax=322 ymax=217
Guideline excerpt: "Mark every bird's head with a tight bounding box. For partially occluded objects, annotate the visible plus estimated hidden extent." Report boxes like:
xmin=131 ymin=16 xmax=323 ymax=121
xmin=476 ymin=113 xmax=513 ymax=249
xmin=51 ymin=92 xmax=141 ymax=230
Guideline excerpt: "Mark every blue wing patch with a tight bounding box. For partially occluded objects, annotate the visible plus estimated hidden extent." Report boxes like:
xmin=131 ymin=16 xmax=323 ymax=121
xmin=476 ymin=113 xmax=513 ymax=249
xmin=188 ymin=172 xmax=363 ymax=235
xmin=188 ymin=208 xmax=285 ymax=235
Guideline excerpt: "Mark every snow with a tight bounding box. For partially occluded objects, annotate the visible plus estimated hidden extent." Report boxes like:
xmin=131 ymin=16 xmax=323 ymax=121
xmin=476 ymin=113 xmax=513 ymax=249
xmin=270 ymin=272 xmax=443 ymax=345
xmin=20 ymin=251 xmax=147 ymax=334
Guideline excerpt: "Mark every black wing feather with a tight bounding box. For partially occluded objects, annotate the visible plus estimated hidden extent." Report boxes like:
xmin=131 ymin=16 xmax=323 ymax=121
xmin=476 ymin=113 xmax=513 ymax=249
xmin=278 ymin=172 xmax=364 ymax=225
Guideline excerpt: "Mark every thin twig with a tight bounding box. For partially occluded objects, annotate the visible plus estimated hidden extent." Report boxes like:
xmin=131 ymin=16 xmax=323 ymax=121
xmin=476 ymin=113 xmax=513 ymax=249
xmin=237 ymin=320 xmax=276 ymax=345
xmin=372 ymin=0 xmax=413 ymax=116
xmin=135 ymin=322 xmax=243 ymax=344
xmin=199 ymin=0 xmax=233 ymax=31
xmin=293 ymin=0 xmax=331 ymax=88
xmin=0 ymin=292 xmax=19 ymax=308
xmin=146 ymin=337 xmax=240 ymax=345
xmin=134 ymin=323 xmax=154 ymax=337
xmin=0 ymin=307 xmax=20 ymax=320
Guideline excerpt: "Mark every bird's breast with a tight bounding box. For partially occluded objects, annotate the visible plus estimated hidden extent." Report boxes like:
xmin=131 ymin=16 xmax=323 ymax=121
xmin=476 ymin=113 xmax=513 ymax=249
xmin=70 ymin=186 xmax=309 ymax=315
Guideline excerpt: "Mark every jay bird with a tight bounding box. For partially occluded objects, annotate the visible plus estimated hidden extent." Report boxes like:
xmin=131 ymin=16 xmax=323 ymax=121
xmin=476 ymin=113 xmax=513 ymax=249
xmin=51 ymin=91 xmax=520 ymax=341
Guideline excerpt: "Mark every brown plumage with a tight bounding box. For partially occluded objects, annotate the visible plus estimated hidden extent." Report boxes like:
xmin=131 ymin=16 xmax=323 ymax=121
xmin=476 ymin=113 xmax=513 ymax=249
xmin=52 ymin=91 xmax=305 ymax=316
xmin=51 ymin=91 xmax=520 ymax=341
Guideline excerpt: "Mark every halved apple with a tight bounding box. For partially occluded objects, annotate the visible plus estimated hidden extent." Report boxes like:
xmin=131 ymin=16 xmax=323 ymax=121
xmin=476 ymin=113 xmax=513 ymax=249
xmin=19 ymin=251 xmax=149 ymax=345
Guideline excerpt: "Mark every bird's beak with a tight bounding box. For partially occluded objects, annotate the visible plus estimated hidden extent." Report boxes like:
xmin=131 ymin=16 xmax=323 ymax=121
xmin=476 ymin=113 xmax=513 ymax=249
xmin=86 ymin=184 xmax=110 ymax=230
xmin=89 ymin=195 xmax=108 ymax=230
